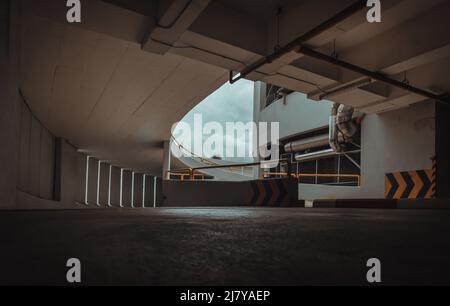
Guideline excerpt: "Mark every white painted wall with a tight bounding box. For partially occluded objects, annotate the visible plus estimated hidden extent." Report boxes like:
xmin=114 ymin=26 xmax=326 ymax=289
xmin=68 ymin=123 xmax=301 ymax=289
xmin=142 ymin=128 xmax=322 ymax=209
xmin=299 ymin=100 xmax=436 ymax=200
xmin=359 ymin=100 xmax=435 ymax=199
xmin=0 ymin=0 xmax=20 ymax=209
xmin=255 ymin=81 xmax=435 ymax=200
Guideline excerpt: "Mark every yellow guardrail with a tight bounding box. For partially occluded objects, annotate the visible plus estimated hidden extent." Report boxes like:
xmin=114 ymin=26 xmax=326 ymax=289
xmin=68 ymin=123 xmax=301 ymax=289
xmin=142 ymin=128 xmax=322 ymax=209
xmin=168 ymin=159 xmax=292 ymax=181
xmin=168 ymin=172 xmax=206 ymax=181
xmin=264 ymin=172 xmax=361 ymax=186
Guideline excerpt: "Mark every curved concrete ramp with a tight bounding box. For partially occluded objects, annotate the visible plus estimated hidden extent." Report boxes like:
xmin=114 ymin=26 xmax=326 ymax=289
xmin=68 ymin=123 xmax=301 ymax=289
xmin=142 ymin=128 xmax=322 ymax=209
xmin=160 ymin=178 xmax=301 ymax=207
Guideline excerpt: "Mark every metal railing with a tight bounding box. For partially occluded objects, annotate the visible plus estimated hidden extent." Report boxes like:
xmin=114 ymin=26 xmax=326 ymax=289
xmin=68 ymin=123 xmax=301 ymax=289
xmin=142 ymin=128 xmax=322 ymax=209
xmin=171 ymin=135 xmax=256 ymax=177
xmin=263 ymin=172 xmax=361 ymax=186
xmin=169 ymin=172 xmax=207 ymax=181
xmin=168 ymin=159 xmax=292 ymax=181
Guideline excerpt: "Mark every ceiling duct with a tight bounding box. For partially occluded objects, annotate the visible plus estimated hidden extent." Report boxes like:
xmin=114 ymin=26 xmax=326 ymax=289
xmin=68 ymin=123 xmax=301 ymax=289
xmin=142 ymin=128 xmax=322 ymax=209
xmin=295 ymin=148 xmax=336 ymax=162
xmin=284 ymin=134 xmax=330 ymax=153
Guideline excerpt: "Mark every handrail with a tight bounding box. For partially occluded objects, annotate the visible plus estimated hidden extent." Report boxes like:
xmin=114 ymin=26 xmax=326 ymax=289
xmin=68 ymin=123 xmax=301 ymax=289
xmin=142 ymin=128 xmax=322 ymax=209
xmin=171 ymin=135 xmax=259 ymax=175
xmin=171 ymin=135 xmax=221 ymax=167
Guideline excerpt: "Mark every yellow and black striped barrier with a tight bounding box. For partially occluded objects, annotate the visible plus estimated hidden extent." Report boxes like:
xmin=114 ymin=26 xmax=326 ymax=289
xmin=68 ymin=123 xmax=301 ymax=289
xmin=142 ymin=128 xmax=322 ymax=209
xmin=385 ymin=169 xmax=434 ymax=199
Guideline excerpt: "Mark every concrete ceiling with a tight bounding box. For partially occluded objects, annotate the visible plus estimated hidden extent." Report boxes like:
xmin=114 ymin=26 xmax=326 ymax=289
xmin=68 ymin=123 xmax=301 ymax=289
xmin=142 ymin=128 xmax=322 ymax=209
xmin=19 ymin=0 xmax=450 ymax=175
xmin=216 ymin=0 xmax=301 ymax=21
xmin=20 ymin=3 xmax=228 ymax=175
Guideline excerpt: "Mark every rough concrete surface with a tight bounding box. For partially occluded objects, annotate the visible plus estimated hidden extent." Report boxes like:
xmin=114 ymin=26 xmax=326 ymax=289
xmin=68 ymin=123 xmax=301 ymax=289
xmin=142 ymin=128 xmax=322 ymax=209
xmin=0 ymin=207 xmax=449 ymax=285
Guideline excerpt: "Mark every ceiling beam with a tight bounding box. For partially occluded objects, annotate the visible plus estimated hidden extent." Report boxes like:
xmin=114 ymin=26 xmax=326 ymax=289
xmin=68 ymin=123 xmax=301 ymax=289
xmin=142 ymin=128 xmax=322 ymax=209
xmin=141 ymin=0 xmax=210 ymax=55
xmin=309 ymin=1 xmax=450 ymax=102
xmin=298 ymin=45 xmax=450 ymax=105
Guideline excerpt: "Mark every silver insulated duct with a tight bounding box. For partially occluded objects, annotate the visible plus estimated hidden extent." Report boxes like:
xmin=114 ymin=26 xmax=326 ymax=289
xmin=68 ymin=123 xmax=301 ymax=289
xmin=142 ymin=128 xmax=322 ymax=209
xmin=329 ymin=103 xmax=358 ymax=152
xmin=336 ymin=104 xmax=358 ymax=139
xmin=294 ymin=103 xmax=360 ymax=162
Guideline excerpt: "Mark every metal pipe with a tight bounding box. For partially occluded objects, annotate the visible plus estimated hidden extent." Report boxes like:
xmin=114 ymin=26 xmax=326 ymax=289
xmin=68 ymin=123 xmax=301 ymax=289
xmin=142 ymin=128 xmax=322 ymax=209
xmin=155 ymin=0 xmax=193 ymax=30
xmin=131 ymin=172 xmax=135 ymax=208
xmin=337 ymin=104 xmax=358 ymax=139
xmin=153 ymin=176 xmax=157 ymax=208
xmin=96 ymin=161 xmax=102 ymax=207
xmin=119 ymin=169 xmax=124 ymax=208
xmin=329 ymin=114 xmax=341 ymax=152
xmin=85 ymin=156 xmax=90 ymax=206
xmin=295 ymin=149 xmax=336 ymax=163
xmin=142 ymin=175 xmax=146 ymax=208
xmin=229 ymin=0 xmax=367 ymax=84
xmin=108 ymin=165 xmax=112 ymax=207
xmin=284 ymin=134 xmax=330 ymax=153
xmin=171 ymin=159 xmax=290 ymax=173
xmin=297 ymin=45 xmax=450 ymax=105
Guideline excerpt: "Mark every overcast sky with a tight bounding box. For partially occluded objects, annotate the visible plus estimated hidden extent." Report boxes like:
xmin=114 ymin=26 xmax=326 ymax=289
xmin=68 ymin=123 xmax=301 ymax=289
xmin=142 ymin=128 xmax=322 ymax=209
xmin=172 ymin=79 xmax=254 ymax=161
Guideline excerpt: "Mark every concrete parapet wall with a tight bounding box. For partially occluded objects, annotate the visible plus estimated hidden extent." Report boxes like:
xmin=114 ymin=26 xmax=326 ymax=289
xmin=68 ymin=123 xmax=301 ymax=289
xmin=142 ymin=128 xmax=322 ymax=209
xmin=161 ymin=178 xmax=301 ymax=207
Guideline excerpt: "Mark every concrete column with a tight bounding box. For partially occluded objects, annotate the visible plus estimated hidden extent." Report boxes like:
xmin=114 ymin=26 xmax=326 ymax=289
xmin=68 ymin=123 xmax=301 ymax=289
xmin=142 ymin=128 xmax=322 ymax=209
xmin=0 ymin=0 xmax=20 ymax=209
xmin=253 ymin=82 xmax=266 ymax=179
xmin=86 ymin=157 xmax=99 ymax=205
xmin=162 ymin=140 xmax=171 ymax=180
xmin=109 ymin=166 xmax=121 ymax=207
xmin=435 ymin=102 xmax=450 ymax=198
xmin=143 ymin=175 xmax=155 ymax=208
xmin=121 ymin=170 xmax=132 ymax=207
xmin=62 ymin=143 xmax=86 ymax=205
xmin=132 ymin=173 xmax=143 ymax=208
xmin=98 ymin=162 xmax=110 ymax=206
xmin=154 ymin=177 xmax=163 ymax=207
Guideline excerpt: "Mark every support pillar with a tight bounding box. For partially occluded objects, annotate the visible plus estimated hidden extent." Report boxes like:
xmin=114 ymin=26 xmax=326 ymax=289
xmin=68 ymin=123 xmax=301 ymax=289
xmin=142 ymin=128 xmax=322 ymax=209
xmin=435 ymin=101 xmax=450 ymax=198
xmin=0 ymin=0 xmax=20 ymax=209
xmin=253 ymin=82 xmax=266 ymax=180
xmin=162 ymin=140 xmax=171 ymax=180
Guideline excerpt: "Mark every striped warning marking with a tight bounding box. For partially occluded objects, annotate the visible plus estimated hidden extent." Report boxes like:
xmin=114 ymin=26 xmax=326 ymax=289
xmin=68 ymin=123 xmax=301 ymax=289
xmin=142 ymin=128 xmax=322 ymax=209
xmin=385 ymin=169 xmax=434 ymax=199
xmin=250 ymin=179 xmax=287 ymax=206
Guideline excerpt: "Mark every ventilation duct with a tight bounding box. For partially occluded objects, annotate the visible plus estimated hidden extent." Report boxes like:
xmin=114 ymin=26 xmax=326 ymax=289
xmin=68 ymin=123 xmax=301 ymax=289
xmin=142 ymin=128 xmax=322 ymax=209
xmin=295 ymin=149 xmax=336 ymax=162
xmin=284 ymin=134 xmax=329 ymax=153
xmin=336 ymin=104 xmax=358 ymax=139
xmin=329 ymin=103 xmax=358 ymax=152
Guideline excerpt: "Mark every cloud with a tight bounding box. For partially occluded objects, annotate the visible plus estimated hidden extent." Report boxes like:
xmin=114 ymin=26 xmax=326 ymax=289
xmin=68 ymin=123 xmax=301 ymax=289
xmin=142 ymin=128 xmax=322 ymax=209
xmin=173 ymin=79 xmax=255 ymax=161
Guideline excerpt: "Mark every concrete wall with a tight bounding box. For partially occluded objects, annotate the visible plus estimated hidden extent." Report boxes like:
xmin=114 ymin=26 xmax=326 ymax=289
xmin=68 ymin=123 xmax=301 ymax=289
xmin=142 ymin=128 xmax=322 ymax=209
xmin=0 ymin=1 xmax=159 ymax=210
xmin=1 ymin=1 xmax=86 ymax=210
xmin=0 ymin=0 xmax=20 ymax=209
xmin=121 ymin=170 xmax=132 ymax=207
xmin=132 ymin=172 xmax=143 ymax=207
xmin=60 ymin=141 xmax=86 ymax=205
xmin=98 ymin=162 xmax=110 ymax=206
xmin=361 ymin=100 xmax=435 ymax=198
xmin=17 ymin=101 xmax=56 ymax=200
xmin=86 ymin=157 xmax=99 ymax=205
xmin=436 ymin=102 xmax=450 ymax=198
xmin=258 ymin=86 xmax=332 ymax=140
xmin=15 ymin=139 xmax=87 ymax=210
xmin=298 ymin=100 xmax=435 ymax=200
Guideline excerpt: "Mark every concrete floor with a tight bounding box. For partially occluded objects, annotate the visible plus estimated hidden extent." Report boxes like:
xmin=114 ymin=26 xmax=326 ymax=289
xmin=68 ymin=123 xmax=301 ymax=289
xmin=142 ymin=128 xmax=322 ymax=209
xmin=0 ymin=207 xmax=450 ymax=285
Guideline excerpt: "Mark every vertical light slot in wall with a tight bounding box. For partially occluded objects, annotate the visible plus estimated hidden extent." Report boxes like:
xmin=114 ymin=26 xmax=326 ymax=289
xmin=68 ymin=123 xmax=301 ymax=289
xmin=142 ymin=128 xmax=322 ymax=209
xmin=85 ymin=156 xmax=90 ymax=205
xmin=108 ymin=165 xmax=112 ymax=207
